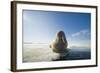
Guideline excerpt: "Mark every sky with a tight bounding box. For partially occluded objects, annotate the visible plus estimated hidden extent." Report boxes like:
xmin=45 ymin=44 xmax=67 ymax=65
xmin=23 ymin=10 xmax=91 ymax=48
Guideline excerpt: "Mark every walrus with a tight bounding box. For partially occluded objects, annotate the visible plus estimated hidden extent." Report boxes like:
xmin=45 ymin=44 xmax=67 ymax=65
xmin=50 ymin=31 xmax=68 ymax=53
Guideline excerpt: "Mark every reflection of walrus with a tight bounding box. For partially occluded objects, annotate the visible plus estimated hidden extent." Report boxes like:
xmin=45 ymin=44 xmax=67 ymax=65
xmin=50 ymin=31 xmax=68 ymax=53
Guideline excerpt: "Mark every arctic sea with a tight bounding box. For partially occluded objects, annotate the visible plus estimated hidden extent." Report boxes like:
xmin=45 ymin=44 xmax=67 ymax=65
xmin=23 ymin=44 xmax=91 ymax=62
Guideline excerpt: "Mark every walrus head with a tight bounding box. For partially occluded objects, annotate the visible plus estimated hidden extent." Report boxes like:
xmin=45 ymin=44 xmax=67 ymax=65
xmin=56 ymin=31 xmax=67 ymax=44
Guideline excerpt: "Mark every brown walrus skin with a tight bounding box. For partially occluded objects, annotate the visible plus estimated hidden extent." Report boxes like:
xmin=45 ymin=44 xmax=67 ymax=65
xmin=50 ymin=31 xmax=68 ymax=53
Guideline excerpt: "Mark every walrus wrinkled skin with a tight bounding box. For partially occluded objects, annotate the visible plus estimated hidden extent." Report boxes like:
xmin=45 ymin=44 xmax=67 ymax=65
xmin=50 ymin=31 xmax=68 ymax=53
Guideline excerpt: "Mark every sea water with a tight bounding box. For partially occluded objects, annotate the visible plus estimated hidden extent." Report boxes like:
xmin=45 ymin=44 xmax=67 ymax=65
xmin=23 ymin=43 xmax=91 ymax=62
